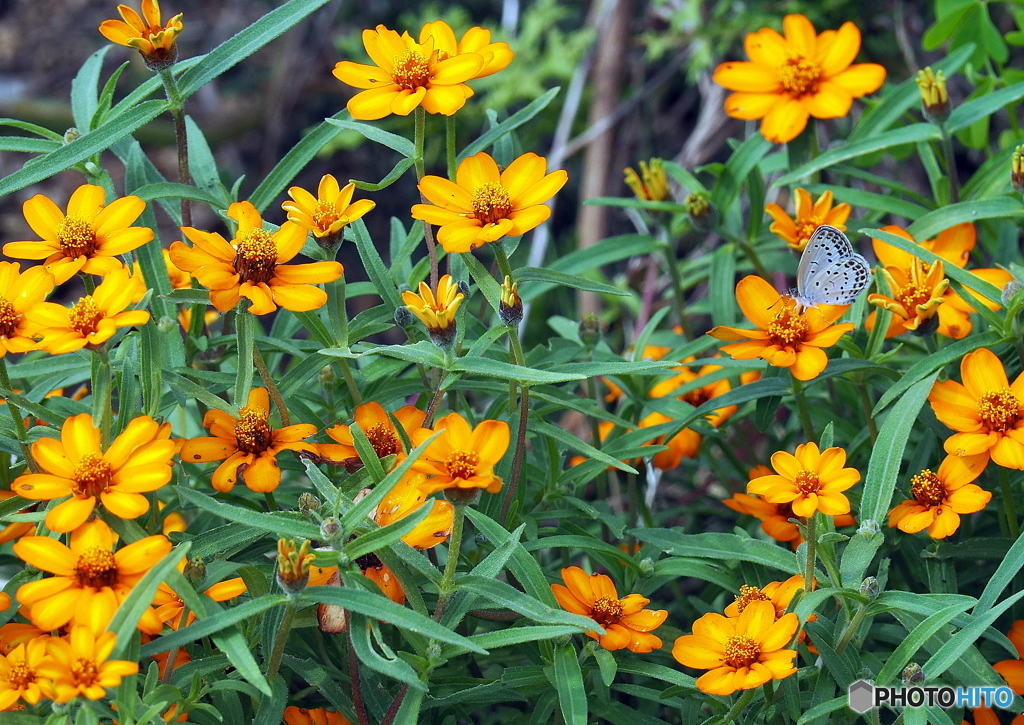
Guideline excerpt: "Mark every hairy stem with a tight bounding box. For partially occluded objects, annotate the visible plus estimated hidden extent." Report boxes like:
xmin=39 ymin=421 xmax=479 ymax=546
xmin=791 ymin=373 xmax=815 ymax=442
xmin=265 ymin=598 xmax=298 ymax=679
xmin=803 ymin=514 xmax=818 ymax=595
xmin=414 ymin=107 xmax=439 ymax=289
xmin=433 ymin=502 xmax=466 ymax=621
xmin=252 ymin=345 xmax=290 ymax=427
xmin=446 ymin=115 xmax=457 ymax=182
xmin=159 ymin=69 xmax=192 ymax=226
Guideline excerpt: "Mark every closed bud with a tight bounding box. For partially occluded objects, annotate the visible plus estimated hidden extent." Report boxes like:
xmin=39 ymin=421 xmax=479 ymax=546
xmin=299 ymin=493 xmax=321 ymax=518
xmin=639 ymin=557 xmax=655 ymax=576
xmin=857 ymin=519 xmax=881 ymax=537
xmin=686 ymin=192 xmax=717 ymax=230
xmin=319 ymin=366 xmax=336 ymax=388
xmin=320 ymin=517 xmax=343 ymax=544
xmin=402 ymin=274 xmax=464 ymax=349
xmin=1013 ymin=146 xmax=1024 ymax=193
xmin=499 ymin=275 xmax=523 ymax=326
xmin=184 ymin=557 xmax=206 ymax=585
xmin=859 ymin=576 xmax=880 ymax=601
xmin=394 ymin=306 xmax=414 ymax=327
xmin=474 ymin=533 xmax=489 ymax=545
xmin=158 ymin=316 xmax=178 ymax=334
xmin=63 ymin=128 xmax=81 ymax=145
xmin=457 ymin=280 xmax=471 ymax=298
xmin=901 ymin=663 xmax=925 ymax=687
xmin=579 ymin=313 xmax=602 ymax=347
xmin=1002 ymin=279 xmax=1023 ymax=308
xmin=916 ymin=67 xmax=949 ymax=122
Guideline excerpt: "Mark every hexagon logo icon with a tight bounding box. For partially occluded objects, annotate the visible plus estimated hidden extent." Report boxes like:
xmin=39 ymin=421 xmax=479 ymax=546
xmin=848 ymin=679 xmax=875 ymax=714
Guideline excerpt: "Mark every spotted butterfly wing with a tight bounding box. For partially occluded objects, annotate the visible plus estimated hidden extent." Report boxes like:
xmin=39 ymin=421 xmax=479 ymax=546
xmin=794 ymin=225 xmax=872 ymax=308
xmin=796 ymin=225 xmax=857 ymax=288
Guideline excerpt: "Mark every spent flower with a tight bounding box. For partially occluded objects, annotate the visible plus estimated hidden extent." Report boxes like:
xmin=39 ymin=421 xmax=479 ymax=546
xmin=916 ymin=67 xmax=949 ymax=121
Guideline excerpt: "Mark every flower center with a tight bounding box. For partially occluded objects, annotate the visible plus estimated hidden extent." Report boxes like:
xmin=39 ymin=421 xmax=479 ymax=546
xmin=75 ymin=547 xmax=119 ymax=589
xmin=234 ymin=406 xmax=272 ymax=454
xmin=796 ymin=218 xmax=823 ymax=246
xmin=910 ymin=469 xmax=945 ymax=508
xmin=57 ymin=215 xmax=97 ymax=259
xmin=732 ymin=584 xmax=770 ymax=614
xmin=391 ymin=49 xmax=431 ymax=90
xmin=896 ymin=281 xmax=934 ymax=314
xmin=71 ymin=657 xmax=99 ymax=687
xmin=233 ymin=229 xmax=277 ymax=284
xmin=724 ymin=634 xmax=761 ymax=669
xmin=365 ymin=423 xmax=400 ymax=458
xmin=778 ymin=54 xmax=822 ymax=97
xmin=766 ymin=305 xmax=808 ymax=348
xmin=73 ymin=453 xmax=113 ymax=497
xmin=445 ymin=450 xmax=480 ymax=480
xmin=471 ymin=182 xmax=513 ymax=226
xmin=312 ymin=201 xmax=340 ymax=232
xmin=0 ymin=296 xmax=20 ymax=338
xmin=68 ymin=296 xmax=104 ymax=337
xmin=978 ymin=388 xmax=1021 ymax=433
xmin=794 ymin=470 xmax=820 ymax=494
xmin=590 ymin=596 xmax=624 ymax=627
xmin=683 ymin=388 xmax=710 ymax=407
xmin=5 ymin=661 xmax=34 ymax=689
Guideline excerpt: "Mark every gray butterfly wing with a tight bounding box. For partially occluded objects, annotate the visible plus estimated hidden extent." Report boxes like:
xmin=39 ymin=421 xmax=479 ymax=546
xmin=797 ymin=225 xmax=856 ymax=297
xmin=802 ymin=253 xmax=872 ymax=305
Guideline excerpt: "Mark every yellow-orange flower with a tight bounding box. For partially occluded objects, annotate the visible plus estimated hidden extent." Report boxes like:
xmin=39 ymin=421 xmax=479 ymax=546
xmin=411 ymin=152 xmax=568 ymax=253
xmin=410 ymin=412 xmax=510 ymax=494
xmin=869 ymin=256 xmax=948 ymax=333
xmin=747 ymin=442 xmax=860 ymax=518
xmin=37 ymin=627 xmax=138 ymax=703
xmin=32 ymin=265 xmax=150 ymax=354
xmin=12 ymin=413 xmax=175 ymax=533
xmin=98 ymin=0 xmax=183 ymax=64
xmin=0 ymin=263 xmax=55 ymax=357
xmin=401 ymin=275 xmax=465 ymax=335
xmin=709 ymin=275 xmax=853 ymax=381
xmin=333 ymin=24 xmax=485 ymax=120
xmin=135 ymin=249 xmax=191 ymax=291
xmin=765 ymin=188 xmax=851 ymax=252
xmin=170 ymin=201 xmax=343 ymax=315
xmin=284 ymin=706 xmax=355 ymax=725
xmin=0 ymin=637 xmax=49 ymax=711
xmin=551 ymin=566 xmax=667 ymax=652
xmin=994 ymin=620 xmax=1024 ymax=695
xmin=418 ymin=21 xmax=513 ymax=79
xmin=672 ymin=601 xmax=799 ymax=695
xmin=3 ymin=185 xmax=152 ymax=285
xmin=866 ymin=224 xmax=1013 ymax=339
xmin=318 ymin=402 xmax=428 ymax=471
xmin=928 ymin=348 xmax=1024 ymax=469
xmin=724 ymin=574 xmax=808 ymax=619
xmin=282 ymin=174 xmax=375 ymax=241
xmin=154 ymin=562 xmax=246 ymax=629
xmin=13 ymin=519 xmax=173 ymax=634
xmin=179 ymin=387 xmax=318 ymax=493
xmin=888 ymin=454 xmax=991 ymax=538
xmin=713 ymin=14 xmax=886 ymax=143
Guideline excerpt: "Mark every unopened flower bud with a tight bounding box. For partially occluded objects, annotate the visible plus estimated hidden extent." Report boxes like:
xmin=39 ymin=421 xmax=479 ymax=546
xmin=499 ymin=275 xmax=523 ymax=326
xmin=859 ymin=576 xmax=880 ymax=601
xmin=579 ymin=313 xmax=602 ymax=347
xmin=916 ymin=67 xmax=949 ymax=122
xmin=394 ymin=306 xmax=414 ymax=327
xmin=184 ymin=557 xmax=206 ymax=585
xmin=857 ymin=519 xmax=881 ymax=537
xmin=444 ymin=487 xmax=480 ymax=506
xmin=457 ymin=280 xmax=471 ymax=298
xmin=401 ymin=274 xmax=464 ymax=350
xmin=299 ymin=493 xmax=321 ymax=518
xmin=319 ymin=366 xmax=336 ymax=389
xmin=1013 ymin=146 xmax=1024 ymax=193
xmin=639 ymin=557 xmax=655 ymax=576
xmin=320 ymin=517 xmax=343 ymax=543
xmin=686 ymin=192 xmax=717 ymax=231
xmin=277 ymin=538 xmax=315 ymax=593
xmin=158 ymin=316 xmax=178 ymax=334
xmin=63 ymin=128 xmax=81 ymax=145
xmin=474 ymin=533 xmax=489 ymax=545
xmin=901 ymin=663 xmax=925 ymax=687
xmin=1002 ymin=279 xmax=1023 ymax=308
xmin=624 ymin=159 xmax=670 ymax=202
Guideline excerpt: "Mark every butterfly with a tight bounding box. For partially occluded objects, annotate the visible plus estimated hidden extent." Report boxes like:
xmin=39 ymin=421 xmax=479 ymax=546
xmin=791 ymin=225 xmax=872 ymax=309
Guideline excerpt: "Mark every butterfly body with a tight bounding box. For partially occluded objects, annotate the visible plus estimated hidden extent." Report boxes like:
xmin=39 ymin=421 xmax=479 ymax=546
xmin=792 ymin=225 xmax=872 ymax=309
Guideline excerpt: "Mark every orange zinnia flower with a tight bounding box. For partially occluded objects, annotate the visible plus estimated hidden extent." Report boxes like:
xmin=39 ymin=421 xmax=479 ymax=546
xmin=725 ymin=489 xmax=857 ymax=550
xmin=0 ymin=263 xmax=55 ymax=357
xmin=98 ymin=0 xmax=183 ymax=67
xmin=672 ymin=601 xmax=799 ymax=695
xmin=888 ymin=454 xmax=991 ymax=539
xmin=33 ymin=265 xmax=150 ymax=354
xmin=418 ymin=21 xmax=513 ymax=79
xmin=747 ymin=442 xmax=860 ymax=518
xmin=154 ymin=561 xmax=246 ymax=629
xmin=284 ymin=706 xmax=355 ymax=725
xmin=37 ymin=627 xmax=138 ymax=703
xmin=928 ymin=348 xmax=1024 ymax=469
xmin=410 ymin=412 xmax=510 ymax=494
xmin=179 ymin=388 xmax=318 ymax=492
xmin=282 ymin=174 xmax=375 ymax=243
xmin=724 ymin=574 xmax=809 ymax=619
xmin=401 ymin=274 xmax=465 ymax=346
xmin=14 ymin=519 xmax=173 ymax=634
xmin=332 ymin=24 xmax=485 ymax=120
xmin=3 ymin=184 xmax=152 ymax=285
xmin=12 ymin=413 xmax=175 ymax=533
xmin=713 ymin=14 xmax=886 ymax=143
xmin=994 ymin=620 xmax=1024 ymax=695
xmin=708 ymin=275 xmax=853 ymax=381
xmin=170 ymin=201 xmax=343 ymax=315
xmin=411 ymin=152 xmax=568 ymax=253
xmin=551 ymin=566 xmax=667 ymax=653
xmin=318 ymin=402 xmax=428 ymax=472
xmin=765 ymin=188 xmax=851 ymax=252
xmin=0 ymin=637 xmax=49 ymax=711
xmin=866 ymin=224 xmax=1013 ymax=339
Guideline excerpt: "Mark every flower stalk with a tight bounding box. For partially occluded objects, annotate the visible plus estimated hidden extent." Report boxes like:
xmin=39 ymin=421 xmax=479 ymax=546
xmin=265 ymin=598 xmax=298 ymax=679
xmin=0 ymin=358 xmax=36 ymax=471
xmin=1001 ymin=467 xmax=1020 ymax=540
xmin=413 ymin=107 xmax=439 ymax=289
xmin=791 ymin=374 xmax=815 ymax=442
xmin=802 ymin=513 xmax=817 ymax=595
xmin=446 ymin=115 xmax=457 ymax=182
xmin=158 ymin=69 xmax=192 ymax=226
xmin=433 ymin=500 xmax=466 ymax=621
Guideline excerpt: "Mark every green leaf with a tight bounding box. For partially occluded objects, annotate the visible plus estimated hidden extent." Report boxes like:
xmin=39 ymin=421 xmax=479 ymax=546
xmin=466 ymin=626 xmax=586 ymax=653
xmin=71 ymin=46 xmax=112 ymax=131
xmin=0 ymin=137 xmax=60 ymax=154
xmin=141 ymin=596 xmax=289 ymax=656
xmin=630 ymin=530 xmax=799 ymax=573
xmin=652 ymin=558 xmax=739 ymax=593
xmin=805 ymin=184 xmax=929 ymax=221
xmin=615 ymin=661 xmax=697 ymax=690
xmin=214 ymin=626 xmax=273 ymax=697
xmin=775 ymin=125 xmax=941 ymax=186
xmin=177 ymin=0 xmax=333 ymax=100
xmin=595 ymin=648 xmax=617 ymax=687
xmin=456 ymin=575 xmax=601 ymax=632
xmin=464 ymin=508 xmax=562 ymax=606
xmin=0 ymin=100 xmax=168 ymax=197
xmin=451 ymin=356 xmax=586 ymax=384
xmin=326 ymin=116 xmax=415 ymax=158
xmin=163 ymin=371 xmax=234 ymax=413
xmin=344 ymin=501 xmax=432 ymax=561
xmin=553 ymin=643 xmax=587 ymax=725
xmin=175 ymin=486 xmax=321 ymax=539
xmin=458 ymin=87 xmax=560 ymax=162
xmin=904 ymin=197 xmax=1024 ymax=241
xmin=108 ymin=542 xmax=189 ymax=658
xmin=0 ymin=118 xmax=63 ymax=141
xmin=515 ymin=267 xmax=629 ymax=297
xmin=975 ymin=529 xmax=1024 ymax=616
xmin=550 ymin=234 xmax=661 ymax=277
xmin=712 ymin=134 xmax=772 ymax=211
xmin=924 ymin=590 xmax=1024 ymax=679
xmin=875 ymin=602 xmax=975 ymax=686
xmin=532 ymin=420 xmax=637 ymax=473
xmin=709 ymin=243 xmax=737 ymax=326
xmin=234 ymin=310 xmax=256 ymax=405
xmin=522 ymin=535 xmax=640 ymax=570
xmin=352 ymin=218 xmax=403 ymax=311
xmin=133 ymin=181 xmax=225 ymax=207
xmin=252 ymin=676 xmax=287 ymax=724
xmin=947 ymin=81 xmax=1024 ymax=132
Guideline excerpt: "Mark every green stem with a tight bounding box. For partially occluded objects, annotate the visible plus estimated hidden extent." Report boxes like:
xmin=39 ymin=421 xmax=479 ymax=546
xmin=434 ymin=502 xmax=466 ymax=621
xmin=92 ymin=345 xmax=113 ymax=448
xmin=0 ymin=359 xmax=36 ymax=472
xmin=790 ymin=374 xmax=815 ymax=442
xmin=264 ymin=491 xmax=278 ymax=512
xmin=737 ymin=239 xmax=771 ymax=280
xmin=265 ymin=598 xmax=298 ymax=679
xmin=1001 ymin=467 xmax=1020 ymax=540
xmin=857 ymin=380 xmax=878 ymax=444
xmin=501 ymin=382 xmax=529 ymax=526
xmin=413 ymin=107 xmax=439 ymax=290
xmin=939 ymin=124 xmax=960 ymax=204
xmin=445 ymin=115 xmax=457 ymax=182
xmin=159 ymin=69 xmax=192 ymax=226
xmin=721 ymin=688 xmax=756 ymax=724
xmin=83 ymin=274 xmax=96 ymax=295
xmin=338 ymin=359 xmax=362 ymax=407
xmin=834 ymin=600 xmax=868 ymax=656
xmin=658 ymin=229 xmax=692 ymax=338
xmin=803 ymin=514 xmax=818 ymax=595
xmin=252 ymin=344 xmax=289 ymax=426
